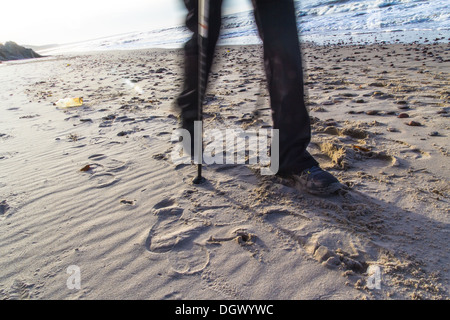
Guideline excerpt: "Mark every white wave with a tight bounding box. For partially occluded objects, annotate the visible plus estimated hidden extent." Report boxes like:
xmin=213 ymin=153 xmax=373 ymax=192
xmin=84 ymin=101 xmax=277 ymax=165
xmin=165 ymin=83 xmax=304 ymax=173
xmin=37 ymin=0 xmax=449 ymax=54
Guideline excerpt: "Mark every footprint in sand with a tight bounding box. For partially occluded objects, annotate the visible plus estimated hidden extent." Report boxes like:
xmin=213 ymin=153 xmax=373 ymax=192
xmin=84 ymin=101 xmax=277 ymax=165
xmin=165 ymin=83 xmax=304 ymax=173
xmin=0 ymin=200 xmax=11 ymax=220
xmin=311 ymin=139 xmax=399 ymax=170
xmin=394 ymin=140 xmax=432 ymax=160
xmin=1 ymin=279 xmax=33 ymax=300
xmin=82 ymin=154 xmax=127 ymax=188
xmin=89 ymin=173 xmax=118 ymax=189
xmin=262 ymin=206 xmax=375 ymax=273
xmin=145 ymin=198 xmax=210 ymax=274
xmin=312 ymin=122 xmax=403 ymax=170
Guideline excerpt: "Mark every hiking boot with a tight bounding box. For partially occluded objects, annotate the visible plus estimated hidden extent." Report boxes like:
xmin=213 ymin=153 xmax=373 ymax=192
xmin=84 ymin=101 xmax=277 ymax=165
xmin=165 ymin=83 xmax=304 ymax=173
xmin=293 ymin=166 xmax=342 ymax=195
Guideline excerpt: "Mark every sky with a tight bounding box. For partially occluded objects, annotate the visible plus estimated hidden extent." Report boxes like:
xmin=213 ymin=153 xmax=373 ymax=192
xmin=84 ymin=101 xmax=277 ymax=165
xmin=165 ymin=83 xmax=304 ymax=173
xmin=1 ymin=0 xmax=253 ymax=46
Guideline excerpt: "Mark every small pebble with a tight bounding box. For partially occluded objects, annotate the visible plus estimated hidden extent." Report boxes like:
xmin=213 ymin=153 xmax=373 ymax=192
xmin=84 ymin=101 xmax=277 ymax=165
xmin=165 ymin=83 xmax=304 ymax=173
xmin=429 ymin=131 xmax=439 ymax=136
xmin=398 ymin=113 xmax=409 ymax=118
xmin=80 ymin=165 xmax=91 ymax=172
xmin=406 ymin=121 xmax=421 ymax=126
xmin=366 ymin=110 xmax=379 ymax=115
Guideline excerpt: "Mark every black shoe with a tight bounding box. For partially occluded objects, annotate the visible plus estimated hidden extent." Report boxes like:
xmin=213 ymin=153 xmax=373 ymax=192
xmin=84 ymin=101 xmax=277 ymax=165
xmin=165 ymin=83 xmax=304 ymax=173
xmin=293 ymin=166 xmax=342 ymax=195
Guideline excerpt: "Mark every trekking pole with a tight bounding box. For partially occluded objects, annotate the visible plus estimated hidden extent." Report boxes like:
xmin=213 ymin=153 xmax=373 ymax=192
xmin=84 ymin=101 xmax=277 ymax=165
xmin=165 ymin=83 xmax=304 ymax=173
xmin=192 ymin=0 xmax=209 ymax=184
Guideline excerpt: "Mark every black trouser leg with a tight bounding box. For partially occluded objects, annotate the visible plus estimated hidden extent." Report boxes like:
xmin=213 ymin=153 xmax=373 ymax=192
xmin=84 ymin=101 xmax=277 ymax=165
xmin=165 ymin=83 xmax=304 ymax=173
xmin=176 ymin=0 xmax=223 ymax=132
xmin=252 ymin=0 xmax=318 ymax=175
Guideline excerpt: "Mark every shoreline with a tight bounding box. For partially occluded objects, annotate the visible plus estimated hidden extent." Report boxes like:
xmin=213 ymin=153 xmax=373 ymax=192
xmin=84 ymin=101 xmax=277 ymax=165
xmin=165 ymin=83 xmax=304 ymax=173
xmin=28 ymin=26 xmax=450 ymax=56
xmin=0 ymin=42 xmax=448 ymax=300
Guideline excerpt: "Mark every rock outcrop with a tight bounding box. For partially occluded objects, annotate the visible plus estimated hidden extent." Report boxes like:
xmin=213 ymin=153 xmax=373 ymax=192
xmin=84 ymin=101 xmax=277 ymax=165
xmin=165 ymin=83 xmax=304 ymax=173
xmin=0 ymin=41 xmax=42 ymax=61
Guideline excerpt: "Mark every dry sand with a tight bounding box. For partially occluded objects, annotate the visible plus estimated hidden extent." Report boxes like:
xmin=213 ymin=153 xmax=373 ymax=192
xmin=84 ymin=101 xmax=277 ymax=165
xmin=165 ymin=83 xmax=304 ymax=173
xmin=0 ymin=42 xmax=448 ymax=300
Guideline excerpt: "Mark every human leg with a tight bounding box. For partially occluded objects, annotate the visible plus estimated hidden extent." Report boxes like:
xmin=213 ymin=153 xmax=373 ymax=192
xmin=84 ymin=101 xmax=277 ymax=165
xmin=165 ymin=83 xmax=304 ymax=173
xmin=176 ymin=0 xmax=223 ymax=143
xmin=252 ymin=0 xmax=341 ymax=194
xmin=252 ymin=0 xmax=318 ymax=175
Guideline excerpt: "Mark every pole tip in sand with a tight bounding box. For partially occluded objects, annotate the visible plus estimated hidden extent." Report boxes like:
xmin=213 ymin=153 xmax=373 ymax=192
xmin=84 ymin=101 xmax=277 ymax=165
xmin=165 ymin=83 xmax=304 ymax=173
xmin=192 ymin=176 xmax=205 ymax=184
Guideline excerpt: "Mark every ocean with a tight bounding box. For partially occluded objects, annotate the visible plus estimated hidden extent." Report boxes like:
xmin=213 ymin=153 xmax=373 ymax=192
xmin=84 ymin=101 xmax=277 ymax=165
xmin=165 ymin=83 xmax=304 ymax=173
xmin=40 ymin=0 xmax=449 ymax=54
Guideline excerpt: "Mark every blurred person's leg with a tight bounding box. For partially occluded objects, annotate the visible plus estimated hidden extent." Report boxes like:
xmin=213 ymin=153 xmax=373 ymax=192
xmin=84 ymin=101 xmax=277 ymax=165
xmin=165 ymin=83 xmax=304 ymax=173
xmin=252 ymin=0 xmax=318 ymax=175
xmin=176 ymin=0 xmax=223 ymax=145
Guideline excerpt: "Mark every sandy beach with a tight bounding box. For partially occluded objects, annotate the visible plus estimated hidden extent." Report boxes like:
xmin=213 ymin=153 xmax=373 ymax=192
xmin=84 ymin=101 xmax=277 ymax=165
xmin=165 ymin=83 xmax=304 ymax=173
xmin=0 ymin=42 xmax=448 ymax=300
